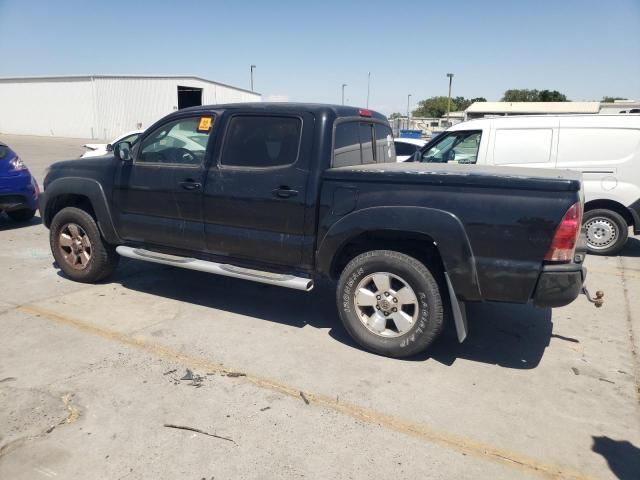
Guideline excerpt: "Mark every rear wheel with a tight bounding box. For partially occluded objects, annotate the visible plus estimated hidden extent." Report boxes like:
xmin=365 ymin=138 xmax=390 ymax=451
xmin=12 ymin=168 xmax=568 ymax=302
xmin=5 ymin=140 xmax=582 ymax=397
xmin=336 ymin=250 xmax=444 ymax=358
xmin=583 ymin=209 xmax=628 ymax=256
xmin=7 ymin=208 xmax=36 ymax=222
xmin=49 ymin=207 xmax=119 ymax=283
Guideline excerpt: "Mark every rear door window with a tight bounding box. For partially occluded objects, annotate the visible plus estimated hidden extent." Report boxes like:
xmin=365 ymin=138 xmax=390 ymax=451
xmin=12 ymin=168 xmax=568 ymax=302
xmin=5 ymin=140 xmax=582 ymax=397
xmin=220 ymin=115 xmax=302 ymax=168
xmin=395 ymin=141 xmax=417 ymax=156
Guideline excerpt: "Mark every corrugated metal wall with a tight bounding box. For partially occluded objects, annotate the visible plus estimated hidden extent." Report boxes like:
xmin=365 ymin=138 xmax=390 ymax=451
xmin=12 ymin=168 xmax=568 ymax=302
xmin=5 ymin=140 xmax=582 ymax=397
xmin=0 ymin=77 xmax=95 ymax=138
xmin=0 ymin=76 xmax=261 ymax=139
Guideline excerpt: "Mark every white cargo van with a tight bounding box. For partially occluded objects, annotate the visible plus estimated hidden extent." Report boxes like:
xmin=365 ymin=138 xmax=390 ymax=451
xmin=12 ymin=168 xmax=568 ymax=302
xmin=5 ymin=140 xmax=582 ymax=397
xmin=414 ymin=114 xmax=640 ymax=255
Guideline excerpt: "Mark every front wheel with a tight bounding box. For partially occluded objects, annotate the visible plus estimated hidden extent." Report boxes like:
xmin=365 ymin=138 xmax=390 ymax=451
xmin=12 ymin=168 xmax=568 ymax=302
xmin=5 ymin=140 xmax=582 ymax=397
xmin=336 ymin=250 xmax=444 ymax=358
xmin=49 ymin=207 xmax=119 ymax=283
xmin=583 ymin=209 xmax=628 ymax=256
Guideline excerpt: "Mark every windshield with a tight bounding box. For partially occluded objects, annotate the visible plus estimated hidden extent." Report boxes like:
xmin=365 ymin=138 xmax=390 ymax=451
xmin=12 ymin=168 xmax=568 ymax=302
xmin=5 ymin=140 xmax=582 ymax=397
xmin=419 ymin=130 xmax=482 ymax=164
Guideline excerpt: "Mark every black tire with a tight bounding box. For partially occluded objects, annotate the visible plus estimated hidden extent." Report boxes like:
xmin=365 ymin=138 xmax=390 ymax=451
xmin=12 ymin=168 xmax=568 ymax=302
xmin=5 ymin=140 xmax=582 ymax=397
xmin=583 ymin=209 xmax=628 ymax=256
xmin=336 ymin=250 xmax=444 ymax=358
xmin=49 ymin=207 xmax=119 ymax=283
xmin=7 ymin=208 xmax=36 ymax=222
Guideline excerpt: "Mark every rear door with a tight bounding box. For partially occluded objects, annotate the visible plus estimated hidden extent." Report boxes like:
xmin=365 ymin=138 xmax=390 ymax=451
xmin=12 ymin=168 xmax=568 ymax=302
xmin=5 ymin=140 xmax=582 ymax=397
xmin=113 ymin=113 xmax=216 ymax=251
xmin=203 ymin=111 xmax=314 ymax=268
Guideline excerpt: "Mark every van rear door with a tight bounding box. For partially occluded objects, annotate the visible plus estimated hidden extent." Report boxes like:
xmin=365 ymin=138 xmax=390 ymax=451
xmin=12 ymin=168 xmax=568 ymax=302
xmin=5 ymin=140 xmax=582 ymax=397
xmin=556 ymin=115 xmax=640 ymax=205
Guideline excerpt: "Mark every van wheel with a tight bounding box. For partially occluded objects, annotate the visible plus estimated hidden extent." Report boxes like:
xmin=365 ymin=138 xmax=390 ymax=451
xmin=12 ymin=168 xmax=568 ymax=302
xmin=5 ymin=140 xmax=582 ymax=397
xmin=583 ymin=209 xmax=628 ymax=256
xmin=336 ymin=250 xmax=444 ymax=358
xmin=50 ymin=207 xmax=119 ymax=283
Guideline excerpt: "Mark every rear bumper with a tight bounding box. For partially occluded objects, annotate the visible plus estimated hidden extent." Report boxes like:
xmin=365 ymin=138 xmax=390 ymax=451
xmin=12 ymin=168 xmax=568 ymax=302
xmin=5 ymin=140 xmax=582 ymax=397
xmin=0 ymin=174 xmax=39 ymax=212
xmin=533 ymin=263 xmax=586 ymax=308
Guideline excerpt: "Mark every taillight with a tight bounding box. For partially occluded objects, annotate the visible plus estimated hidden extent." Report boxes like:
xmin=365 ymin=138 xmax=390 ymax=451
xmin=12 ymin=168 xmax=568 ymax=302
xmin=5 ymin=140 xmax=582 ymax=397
xmin=358 ymin=109 xmax=372 ymax=117
xmin=545 ymin=202 xmax=582 ymax=263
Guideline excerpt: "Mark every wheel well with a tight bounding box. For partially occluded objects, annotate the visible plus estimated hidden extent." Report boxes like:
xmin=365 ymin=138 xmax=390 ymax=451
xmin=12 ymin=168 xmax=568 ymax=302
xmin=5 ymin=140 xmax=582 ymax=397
xmin=330 ymin=230 xmax=445 ymax=280
xmin=584 ymin=199 xmax=633 ymax=226
xmin=45 ymin=194 xmax=96 ymax=227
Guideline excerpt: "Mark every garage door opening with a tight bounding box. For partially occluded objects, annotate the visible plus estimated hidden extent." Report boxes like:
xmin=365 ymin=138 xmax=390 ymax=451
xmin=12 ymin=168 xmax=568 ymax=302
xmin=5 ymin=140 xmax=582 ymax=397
xmin=177 ymin=86 xmax=203 ymax=109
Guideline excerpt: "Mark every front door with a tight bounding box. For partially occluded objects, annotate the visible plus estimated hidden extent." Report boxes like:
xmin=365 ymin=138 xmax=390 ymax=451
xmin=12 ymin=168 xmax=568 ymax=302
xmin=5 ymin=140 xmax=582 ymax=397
xmin=113 ymin=113 xmax=215 ymax=252
xmin=203 ymin=112 xmax=312 ymax=269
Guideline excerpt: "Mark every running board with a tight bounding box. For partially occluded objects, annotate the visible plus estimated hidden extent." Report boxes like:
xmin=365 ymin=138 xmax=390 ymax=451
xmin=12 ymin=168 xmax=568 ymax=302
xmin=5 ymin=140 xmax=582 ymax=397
xmin=115 ymin=246 xmax=314 ymax=291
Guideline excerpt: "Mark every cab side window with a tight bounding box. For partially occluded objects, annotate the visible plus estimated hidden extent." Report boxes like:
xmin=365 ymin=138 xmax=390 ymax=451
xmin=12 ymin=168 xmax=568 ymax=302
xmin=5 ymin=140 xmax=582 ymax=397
xmin=220 ymin=116 xmax=301 ymax=168
xmin=138 ymin=116 xmax=213 ymax=165
xmin=420 ymin=130 xmax=482 ymax=164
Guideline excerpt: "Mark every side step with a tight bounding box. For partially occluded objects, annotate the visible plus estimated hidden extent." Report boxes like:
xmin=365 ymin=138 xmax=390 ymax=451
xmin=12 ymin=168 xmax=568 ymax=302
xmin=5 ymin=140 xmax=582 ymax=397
xmin=116 ymin=246 xmax=314 ymax=291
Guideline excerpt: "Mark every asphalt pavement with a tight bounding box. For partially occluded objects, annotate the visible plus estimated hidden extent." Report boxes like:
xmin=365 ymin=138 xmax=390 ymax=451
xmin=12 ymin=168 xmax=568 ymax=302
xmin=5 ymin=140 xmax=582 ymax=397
xmin=1 ymin=134 xmax=639 ymax=480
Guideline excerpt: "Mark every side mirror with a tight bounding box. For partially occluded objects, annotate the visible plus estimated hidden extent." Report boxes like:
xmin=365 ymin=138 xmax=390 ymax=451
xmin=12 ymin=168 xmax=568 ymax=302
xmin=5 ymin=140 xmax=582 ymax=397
xmin=106 ymin=143 xmax=113 ymax=152
xmin=114 ymin=141 xmax=133 ymax=162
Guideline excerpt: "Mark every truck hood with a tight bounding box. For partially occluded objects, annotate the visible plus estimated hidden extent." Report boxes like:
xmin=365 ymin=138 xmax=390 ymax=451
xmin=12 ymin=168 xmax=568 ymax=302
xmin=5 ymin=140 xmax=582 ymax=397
xmin=325 ymin=163 xmax=582 ymax=192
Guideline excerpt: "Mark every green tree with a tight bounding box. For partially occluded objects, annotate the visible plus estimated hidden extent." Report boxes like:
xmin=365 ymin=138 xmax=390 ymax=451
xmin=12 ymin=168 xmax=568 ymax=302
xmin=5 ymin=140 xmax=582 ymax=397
xmin=601 ymin=96 xmax=627 ymax=103
xmin=412 ymin=96 xmax=455 ymax=117
xmin=388 ymin=112 xmax=403 ymax=120
xmin=412 ymin=96 xmax=487 ymax=117
xmin=502 ymin=89 xmax=568 ymax=102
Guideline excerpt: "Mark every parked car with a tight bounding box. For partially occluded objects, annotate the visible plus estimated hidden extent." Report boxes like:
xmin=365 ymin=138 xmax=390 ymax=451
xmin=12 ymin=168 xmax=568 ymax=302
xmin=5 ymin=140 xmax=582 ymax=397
xmin=394 ymin=138 xmax=426 ymax=162
xmin=0 ymin=141 xmax=39 ymax=221
xmin=413 ymin=114 xmax=640 ymax=255
xmin=40 ymin=103 xmax=592 ymax=358
xmin=81 ymin=130 xmax=143 ymax=158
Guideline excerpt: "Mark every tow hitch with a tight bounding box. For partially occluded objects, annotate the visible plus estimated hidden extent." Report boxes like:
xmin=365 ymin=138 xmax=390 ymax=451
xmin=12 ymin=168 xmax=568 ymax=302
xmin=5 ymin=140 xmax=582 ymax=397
xmin=582 ymin=286 xmax=604 ymax=307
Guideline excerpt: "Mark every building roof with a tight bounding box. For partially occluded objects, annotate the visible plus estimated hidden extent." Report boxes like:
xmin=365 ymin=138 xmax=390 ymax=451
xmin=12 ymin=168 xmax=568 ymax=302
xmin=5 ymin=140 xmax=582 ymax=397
xmin=0 ymin=74 xmax=259 ymax=96
xmin=466 ymin=101 xmax=600 ymax=114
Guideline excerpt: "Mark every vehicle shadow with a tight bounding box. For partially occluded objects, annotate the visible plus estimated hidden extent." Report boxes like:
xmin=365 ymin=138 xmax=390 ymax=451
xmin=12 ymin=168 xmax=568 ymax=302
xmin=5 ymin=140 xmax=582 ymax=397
xmin=0 ymin=214 xmax=41 ymax=231
xmin=115 ymin=263 xmax=554 ymax=369
xmin=619 ymin=236 xmax=640 ymax=258
xmin=591 ymin=436 xmax=640 ymax=480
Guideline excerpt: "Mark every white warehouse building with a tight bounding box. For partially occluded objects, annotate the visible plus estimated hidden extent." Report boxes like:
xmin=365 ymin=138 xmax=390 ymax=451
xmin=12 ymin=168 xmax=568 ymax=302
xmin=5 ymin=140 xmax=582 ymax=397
xmin=0 ymin=75 xmax=261 ymax=139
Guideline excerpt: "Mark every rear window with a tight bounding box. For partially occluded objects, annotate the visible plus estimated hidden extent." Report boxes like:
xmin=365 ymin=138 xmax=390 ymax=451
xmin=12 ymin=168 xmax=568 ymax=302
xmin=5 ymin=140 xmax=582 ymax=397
xmin=0 ymin=144 xmax=8 ymax=159
xmin=333 ymin=121 xmax=395 ymax=167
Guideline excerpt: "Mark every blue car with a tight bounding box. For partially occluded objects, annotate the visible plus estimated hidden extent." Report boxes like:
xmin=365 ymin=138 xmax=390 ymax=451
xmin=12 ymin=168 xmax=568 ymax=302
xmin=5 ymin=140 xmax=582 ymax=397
xmin=0 ymin=141 xmax=39 ymax=221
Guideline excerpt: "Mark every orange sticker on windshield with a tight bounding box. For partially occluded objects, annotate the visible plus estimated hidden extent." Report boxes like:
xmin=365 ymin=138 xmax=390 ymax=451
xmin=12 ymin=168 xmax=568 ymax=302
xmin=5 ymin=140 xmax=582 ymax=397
xmin=197 ymin=116 xmax=213 ymax=132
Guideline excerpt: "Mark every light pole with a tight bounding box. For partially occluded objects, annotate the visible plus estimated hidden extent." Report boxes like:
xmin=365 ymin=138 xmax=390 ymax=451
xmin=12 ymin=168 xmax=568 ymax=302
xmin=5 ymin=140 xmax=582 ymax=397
xmin=407 ymin=94 xmax=412 ymax=130
xmin=366 ymin=72 xmax=371 ymax=108
xmin=342 ymin=83 xmax=348 ymax=105
xmin=250 ymin=65 xmax=256 ymax=91
xmin=446 ymin=73 xmax=454 ymax=125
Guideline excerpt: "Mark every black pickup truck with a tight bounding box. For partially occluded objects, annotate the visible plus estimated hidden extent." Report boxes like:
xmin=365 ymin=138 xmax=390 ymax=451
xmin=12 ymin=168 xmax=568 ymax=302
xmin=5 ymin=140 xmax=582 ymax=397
xmin=40 ymin=103 xmax=592 ymax=358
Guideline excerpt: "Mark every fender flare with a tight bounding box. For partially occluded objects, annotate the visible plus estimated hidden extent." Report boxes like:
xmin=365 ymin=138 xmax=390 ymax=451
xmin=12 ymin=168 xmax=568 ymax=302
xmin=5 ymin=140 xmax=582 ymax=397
xmin=42 ymin=177 xmax=121 ymax=244
xmin=316 ymin=206 xmax=481 ymax=301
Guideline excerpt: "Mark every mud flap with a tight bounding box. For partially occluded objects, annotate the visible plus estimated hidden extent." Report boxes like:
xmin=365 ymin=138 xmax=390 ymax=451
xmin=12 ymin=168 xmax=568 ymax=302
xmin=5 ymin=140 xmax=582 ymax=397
xmin=445 ymin=272 xmax=468 ymax=342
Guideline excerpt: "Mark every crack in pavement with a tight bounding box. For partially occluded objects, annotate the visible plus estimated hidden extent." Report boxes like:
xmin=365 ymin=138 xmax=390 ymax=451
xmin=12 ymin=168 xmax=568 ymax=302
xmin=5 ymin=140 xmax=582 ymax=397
xmin=0 ymin=392 xmax=80 ymax=461
xmin=16 ymin=303 xmax=594 ymax=480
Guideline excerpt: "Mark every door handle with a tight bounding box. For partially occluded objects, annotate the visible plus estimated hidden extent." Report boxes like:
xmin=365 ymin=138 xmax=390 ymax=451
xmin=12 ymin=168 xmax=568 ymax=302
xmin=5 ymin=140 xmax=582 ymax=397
xmin=272 ymin=186 xmax=299 ymax=198
xmin=180 ymin=180 xmax=202 ymax=191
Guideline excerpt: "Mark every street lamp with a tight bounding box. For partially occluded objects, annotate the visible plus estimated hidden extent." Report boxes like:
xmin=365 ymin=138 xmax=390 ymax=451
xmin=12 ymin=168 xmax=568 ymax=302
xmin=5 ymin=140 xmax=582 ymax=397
xmin=366 ymin=72 xmax=371 ymax=108
xmin=446 ymin=73 xmax=454 ymax=125
xmin=407 ymin=94 xmax=412 ymax=130
xmin=342 ymin=83 xmax=348 ymax=105
xmin=250 ymin=65 xmax=256 ymax=91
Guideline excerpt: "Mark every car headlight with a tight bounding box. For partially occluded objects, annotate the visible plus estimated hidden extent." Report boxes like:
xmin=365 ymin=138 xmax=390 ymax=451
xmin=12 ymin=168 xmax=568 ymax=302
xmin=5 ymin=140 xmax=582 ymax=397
xmin=9 ymin=156 xmax=27 ymax=171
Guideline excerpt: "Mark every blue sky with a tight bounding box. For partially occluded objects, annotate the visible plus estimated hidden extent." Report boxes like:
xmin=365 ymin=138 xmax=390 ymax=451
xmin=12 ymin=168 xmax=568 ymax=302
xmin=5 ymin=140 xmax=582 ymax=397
xmin=1 ymin=0 xmax=639 ymax=114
